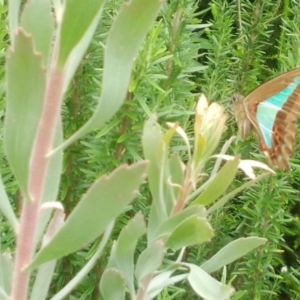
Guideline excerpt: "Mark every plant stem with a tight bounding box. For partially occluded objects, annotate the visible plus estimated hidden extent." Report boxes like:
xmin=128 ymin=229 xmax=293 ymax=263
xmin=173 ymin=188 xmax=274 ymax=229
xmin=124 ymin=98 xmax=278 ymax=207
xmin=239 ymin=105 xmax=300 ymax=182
xmin=11 ymin=64 xmax=64 ymax=300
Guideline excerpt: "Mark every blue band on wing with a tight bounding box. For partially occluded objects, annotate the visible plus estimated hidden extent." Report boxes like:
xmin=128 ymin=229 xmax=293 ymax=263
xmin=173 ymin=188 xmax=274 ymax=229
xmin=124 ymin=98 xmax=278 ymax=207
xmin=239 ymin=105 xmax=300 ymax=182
xmin=256 ymin=76 xmax=300 ymax=148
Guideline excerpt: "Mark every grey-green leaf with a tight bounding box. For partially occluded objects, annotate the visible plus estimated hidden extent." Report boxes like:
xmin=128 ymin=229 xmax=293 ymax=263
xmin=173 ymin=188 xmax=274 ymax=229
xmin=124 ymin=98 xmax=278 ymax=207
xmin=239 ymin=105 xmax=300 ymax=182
xmin=142 ymin=115 xmax=170 ymax=243
xmin=168 ymin=153 xmax=185 ymax=189
xmin=185 ymin=263 xmax=235 ymax=300
xmin=100 ymin=268 xmax=125 ymax=300
xmin=8 ymin=0 xmax=21 ymax=46
xmin=201 ymin=237 xmax=267 ymax=274
xmin=34 ymin=118 xmax=63 ymax=249
xmin=154 ymin=206 xmax=206 ymax=240
xmin=57 ymin=0 xmax=106 ymax=67
xmin=0 ymin=175 xmax=18 ymax=231
xmin=0 ymin=251 xmax=13 ymax=296
xmin=146 ymin=273 xmax=188 ymax=300
xmin=27 ymin=161 xmax=148 ymax=270
xmin=192 ymin=156 xmax=240 ymax=206
xmin=20 ymin=0 xmax=54 ymax=66
xmin=4 ymin=29 xmax=46 ymax=199
xmin=135 ymin=241 xmax=165 ymax=283
xmin=166 ymin=216 xmax=214 ymax=250
xmin=30 ymin=210 xmax=65 ymax=300
xmin=59 ymin=0 xmax=163 ymax=150
xmin=207 ymin=173 xmax=270 ymax=214
xmin=29 ymin=261 xmax=57 ymax=300
xmin=114 ymin=212 xmax=146 ymax=297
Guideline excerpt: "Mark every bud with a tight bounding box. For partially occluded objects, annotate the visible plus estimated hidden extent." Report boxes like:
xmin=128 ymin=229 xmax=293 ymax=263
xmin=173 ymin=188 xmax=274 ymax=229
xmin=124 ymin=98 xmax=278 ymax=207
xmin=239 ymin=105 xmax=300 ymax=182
xmin=193 ymin=94 xmax=228 ymax=168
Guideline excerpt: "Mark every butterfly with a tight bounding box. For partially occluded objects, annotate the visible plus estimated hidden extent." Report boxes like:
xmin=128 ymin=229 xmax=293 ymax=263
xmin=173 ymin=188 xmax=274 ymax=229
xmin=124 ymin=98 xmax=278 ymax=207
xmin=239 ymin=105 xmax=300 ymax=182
xmin=232 ymin=68 xmax=300 ymax=170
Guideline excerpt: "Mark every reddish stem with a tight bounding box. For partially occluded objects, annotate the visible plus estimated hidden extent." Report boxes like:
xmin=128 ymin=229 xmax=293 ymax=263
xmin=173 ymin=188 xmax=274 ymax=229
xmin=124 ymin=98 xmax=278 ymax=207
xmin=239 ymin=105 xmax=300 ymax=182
xmin=172 ymin=167 xmax=192 ymax=215
xmin=10 ymin=67 xmax=64 ymax=300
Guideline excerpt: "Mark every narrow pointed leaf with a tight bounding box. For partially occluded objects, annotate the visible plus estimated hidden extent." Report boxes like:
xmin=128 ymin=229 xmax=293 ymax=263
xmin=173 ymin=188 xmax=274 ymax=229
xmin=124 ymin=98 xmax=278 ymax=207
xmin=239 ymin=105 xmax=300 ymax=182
xmin=135 ymin=241 xmax=165 ymax=283
xmin=146 ymin=273 xmax=188 ymax=300
xmin=28 ymin=161 xmax=148 ymax=270
xmin=207 ymin=173 xmax=270 ymax=214
xmin=107 ymin=242 xmax=118 ymax=269
xmin=51 ymin=222 xmax=114 ymax=300
xmin=30 ymin=210 xmax=66 ymax=300
xmin=8 ymin=0 xmax=21 ymax=46
xmin=29 ymin=261 xmax=56 ymax=300
xmin=192 ymin=156 xmax=240 ymax=206
xmin=62 ymin=8 xmax=104 ymax=94
xmin=0 ymin=251 xmax=13 ymax=296
xmin=57 ymin=0 xmax=106 ymax=67
xmin=168 ymin=153 xmax=185 ymax=188
xmin=114 ymin=212 xmax=146 ymax=298
xmin=34 ymin=118 xmax=63 ymax=248
xmin=0 ymin=175 xmax=18 ymax=231
xmin=185 ymin=263 xmax=235 ymax=300
xmin=59 ymin=0 xmax=163 ymax=150
xmin=42 ymin=118 xmax=63 ymax=204
xmin=142 ymin=115 xmax=170 ymax=243
xmin=201 ymin=237 xmax=267 ymax=274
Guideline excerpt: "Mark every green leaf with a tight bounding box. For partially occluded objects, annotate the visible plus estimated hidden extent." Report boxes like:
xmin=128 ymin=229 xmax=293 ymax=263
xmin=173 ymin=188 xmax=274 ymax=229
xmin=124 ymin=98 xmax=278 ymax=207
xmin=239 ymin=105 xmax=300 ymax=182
xmin=0 ymin=287 xmax=8 ymax=300
xmin=135 ymin=241 xmax=165 ymax=283
xmin=4 ymin=29 xmax=46 ymax=199
xmin=185 ymin=263 xmax=234 ymax=300
xmin=21 ymin=0 xmax=54 ymax=66
xmin=42 ymin=119 xmax=63 ymax=204
xmin=30 ymin=210 xmax=64 ymax=300
xmin=207 ymin=173 xmax=270 ymax=214
xmin=58 ymin=0 xmax=163 ymax=150
xmin=8 ymin=0 xmax=21 ymax=46
xmin=191 ymin=156 xmax=240 ymax=206
xmin=142 ymin=116 xmax=182 ymax=243
xmin=27 ymin=161 xmax=148 ymax=270
xmin=113 ymin=212 xmax=146 ymax=298
xmin=154 ymin=205 xmax=206 ymax=240
xmin=168 ymin=153 xmax=185 ymax=188
xmin=0 ymin=174 xmax=18 ymax=231
xmin=100 ymin=268 xmax=125 ymax=300
xmin=167 ymin=153 xmax=185 ymax=210
xmin=166 ymin=216 xmax=213 ymax=250
xmin=61 ymin=16 xmax=103 ymax=97
xmin=0 ymin=251 xmax=13 ymax=296
xmin=142 ymin=115 xmax=170 ymax=242
xmin=200 ymin=237 xmax=267 ymax=274
xmin=34 ymin=118 xmax=63 ymax=248
xmin=145 ymin=273 xmax=188 ymax=300
xmin=51 ymin=222 xmax=114 ymax=300
xmin=142 ymin=115 xmax=165 ymax=198
xmin=29 ymin=261 xmax=56 ymax=300
xmin=57 ymin=0 xmax=106 ymax=67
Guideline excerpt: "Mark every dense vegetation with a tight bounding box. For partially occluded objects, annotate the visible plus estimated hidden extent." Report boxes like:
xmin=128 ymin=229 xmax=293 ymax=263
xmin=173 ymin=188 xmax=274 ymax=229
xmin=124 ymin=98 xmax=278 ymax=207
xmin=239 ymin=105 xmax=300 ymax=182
xmin=1 ymin=0 xmax=300 ymax=299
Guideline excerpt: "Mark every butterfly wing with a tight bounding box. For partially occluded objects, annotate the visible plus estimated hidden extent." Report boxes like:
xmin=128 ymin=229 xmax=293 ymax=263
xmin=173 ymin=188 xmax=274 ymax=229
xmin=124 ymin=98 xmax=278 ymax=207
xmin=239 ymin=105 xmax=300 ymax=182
xmin=232 ymin=93 xmax=252 ymax=140
xmin=243 ymin=68 xmax=300 ymax=170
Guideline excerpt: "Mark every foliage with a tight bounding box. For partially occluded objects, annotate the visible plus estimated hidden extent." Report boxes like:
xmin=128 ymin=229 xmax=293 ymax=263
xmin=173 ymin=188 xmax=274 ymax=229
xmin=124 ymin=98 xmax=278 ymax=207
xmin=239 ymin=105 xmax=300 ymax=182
xmin=0 ymin=0 xmax=300 ymax=300
xmin=198 ymin=0 xmax=300 ymax=299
